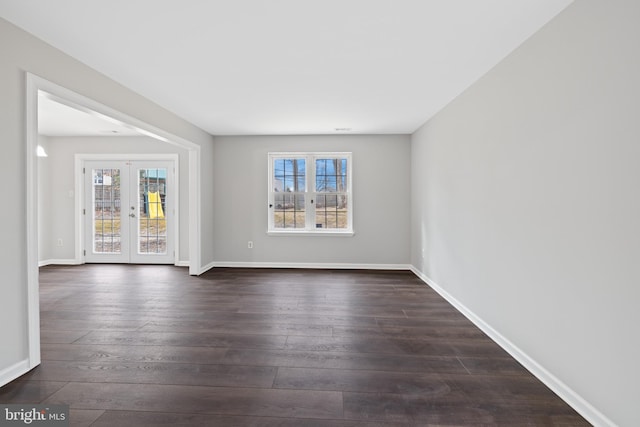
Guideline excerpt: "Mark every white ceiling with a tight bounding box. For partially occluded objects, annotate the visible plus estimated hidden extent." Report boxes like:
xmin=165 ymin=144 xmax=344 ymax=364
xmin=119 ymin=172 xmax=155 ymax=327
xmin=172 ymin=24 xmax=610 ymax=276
xmin=38 ymin=92 xmax=140 ymax=136
xmin=1 ymin=0 xmax=573 ymax=136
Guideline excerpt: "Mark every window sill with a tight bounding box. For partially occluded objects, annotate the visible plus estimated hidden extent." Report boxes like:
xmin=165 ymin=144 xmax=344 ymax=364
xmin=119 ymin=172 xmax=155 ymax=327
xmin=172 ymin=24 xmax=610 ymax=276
xmin=267 ymin=230 xmax=354 ymax=237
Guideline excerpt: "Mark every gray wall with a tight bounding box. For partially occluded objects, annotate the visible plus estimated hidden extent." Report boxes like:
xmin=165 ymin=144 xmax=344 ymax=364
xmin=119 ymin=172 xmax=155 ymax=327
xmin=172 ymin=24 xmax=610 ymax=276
xmin=0 ymin=17 xmax=213 ymax=380
xmin=212 ymin=135 xmax=411 ymax=266
xmin=410 ymin=1 xmax=639 ymax=425
xmin=38 ymin=136 xmax=190 ymax=264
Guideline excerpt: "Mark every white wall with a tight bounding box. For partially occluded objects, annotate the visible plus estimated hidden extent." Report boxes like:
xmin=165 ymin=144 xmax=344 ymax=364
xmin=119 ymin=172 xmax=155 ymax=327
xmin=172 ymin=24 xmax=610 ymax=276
xmin=0 ymin=17 xmax=214 ymax=384
xmin=411 ymin=1 xmax=639 ymax=425
xmin=38 ymin=136 xmax=190 ymax=264
xmin=37 ymin=136 xmax=52 ymax=262
xmin=212 ymin=135 xmax=411 ymax=267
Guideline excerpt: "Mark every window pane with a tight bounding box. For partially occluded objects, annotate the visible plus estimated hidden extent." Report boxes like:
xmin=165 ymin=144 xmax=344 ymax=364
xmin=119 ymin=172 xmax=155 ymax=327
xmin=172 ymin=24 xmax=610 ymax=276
xmin=272 ymin=193 xmax=306 ymax=228
xmin=269 ymin=153 xmax=350 ymax=233
xmin=314 ymin=193 xmax=348 ymax=229
xmin=273 ymin=158 xmax=305 ymax=192
xmin=315 ymin=158 xmax=347 ymax=193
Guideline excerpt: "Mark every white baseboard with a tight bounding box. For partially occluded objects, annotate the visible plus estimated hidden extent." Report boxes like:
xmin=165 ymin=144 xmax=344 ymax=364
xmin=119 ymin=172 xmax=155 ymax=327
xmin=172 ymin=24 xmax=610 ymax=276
xmin=0 ymin=359 xmax=30 ymax=387
xmin=40 ymin=259 xmax=192 ymax=268
xmin=410 ymin=266 xmax=615 ymax=427
xmin=210 ymin=261 xmax=411 ymax=270
xmin=38 ymin=259 xmax=81 ymax=267
xmin=38 ymin=259 xmax=409 ymax=274
xmin=198 ymin=260 xmax=217 ymax=275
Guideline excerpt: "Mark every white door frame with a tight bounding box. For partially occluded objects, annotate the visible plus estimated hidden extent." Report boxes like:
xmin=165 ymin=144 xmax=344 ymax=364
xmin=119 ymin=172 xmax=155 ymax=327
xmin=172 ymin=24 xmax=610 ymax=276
xmin=25 ymin=73 xmax=202 ymax=375
xmin=79 ymin=155 xmax=179 ymax=264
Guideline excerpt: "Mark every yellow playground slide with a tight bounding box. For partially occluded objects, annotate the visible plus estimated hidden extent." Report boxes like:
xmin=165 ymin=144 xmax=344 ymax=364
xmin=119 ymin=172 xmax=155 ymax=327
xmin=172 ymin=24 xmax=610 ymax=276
xmin=147 ymin=191 xmax=165 ymax=219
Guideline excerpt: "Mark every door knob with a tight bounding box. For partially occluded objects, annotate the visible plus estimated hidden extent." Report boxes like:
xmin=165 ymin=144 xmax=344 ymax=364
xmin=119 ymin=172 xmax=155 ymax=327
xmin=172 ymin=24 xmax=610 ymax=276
xmin=129 ymin=213 xmax=136 ymax=218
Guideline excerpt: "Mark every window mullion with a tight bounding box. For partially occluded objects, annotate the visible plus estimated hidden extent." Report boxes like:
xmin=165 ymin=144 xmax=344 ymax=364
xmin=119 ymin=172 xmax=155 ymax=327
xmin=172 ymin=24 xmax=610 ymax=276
xmin=306 ymin=155 xmax=315 ymax=231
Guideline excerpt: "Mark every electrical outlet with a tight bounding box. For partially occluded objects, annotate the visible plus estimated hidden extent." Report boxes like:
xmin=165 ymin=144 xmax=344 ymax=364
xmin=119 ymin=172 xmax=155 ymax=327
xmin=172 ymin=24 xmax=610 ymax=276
xmin=247 ymin=241 xmax=253 ymax=249
xmin=57 ymin=238 xmax=63 ymax=247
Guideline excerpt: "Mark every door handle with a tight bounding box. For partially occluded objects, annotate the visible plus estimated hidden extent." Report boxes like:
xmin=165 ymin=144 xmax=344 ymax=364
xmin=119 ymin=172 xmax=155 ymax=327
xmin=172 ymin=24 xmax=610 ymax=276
xmin=129 ymin=213 xmax=136 ymax=218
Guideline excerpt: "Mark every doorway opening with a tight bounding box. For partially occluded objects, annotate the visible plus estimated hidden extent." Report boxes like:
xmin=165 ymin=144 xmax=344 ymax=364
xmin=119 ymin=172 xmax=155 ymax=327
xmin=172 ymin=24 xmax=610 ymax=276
xmin=25 ymin=73 xmax=202 ymax=378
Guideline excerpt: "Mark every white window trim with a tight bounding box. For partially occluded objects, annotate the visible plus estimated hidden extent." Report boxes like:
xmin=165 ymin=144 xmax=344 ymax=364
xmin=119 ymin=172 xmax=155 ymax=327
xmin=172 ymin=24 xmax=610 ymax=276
xmin=267 ymin=152 xmax=353 ymax=236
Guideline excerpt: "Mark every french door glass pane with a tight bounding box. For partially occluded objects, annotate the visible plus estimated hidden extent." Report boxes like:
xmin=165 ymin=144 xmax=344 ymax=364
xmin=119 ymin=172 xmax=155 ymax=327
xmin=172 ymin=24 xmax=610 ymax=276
xmin=93 ymin=168 xmax=121 ymax=253
xmin=138 ymin=168 xmax=167 ymax=254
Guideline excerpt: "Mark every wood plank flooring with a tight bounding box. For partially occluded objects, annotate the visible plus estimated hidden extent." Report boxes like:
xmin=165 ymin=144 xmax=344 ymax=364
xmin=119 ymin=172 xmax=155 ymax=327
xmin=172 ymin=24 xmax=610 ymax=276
xmin=0 ymin=265 xmax=589 ymax=426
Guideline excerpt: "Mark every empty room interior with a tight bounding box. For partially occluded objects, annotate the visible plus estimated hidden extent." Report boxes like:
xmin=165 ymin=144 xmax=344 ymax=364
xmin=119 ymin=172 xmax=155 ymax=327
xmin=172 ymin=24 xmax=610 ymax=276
xmin=0 ymin=1 xmax=638 ymax=426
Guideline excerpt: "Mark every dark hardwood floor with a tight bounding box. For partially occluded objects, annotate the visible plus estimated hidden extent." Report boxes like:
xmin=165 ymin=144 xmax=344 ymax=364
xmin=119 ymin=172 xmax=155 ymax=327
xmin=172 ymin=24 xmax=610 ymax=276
xmin=1 ymin=265 xmax=589 ymax=426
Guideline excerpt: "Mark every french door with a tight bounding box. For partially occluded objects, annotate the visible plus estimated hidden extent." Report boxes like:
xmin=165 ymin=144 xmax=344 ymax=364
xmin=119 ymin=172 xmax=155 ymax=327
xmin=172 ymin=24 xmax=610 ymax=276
xmin=84 ymin=160 xmax=175 ymax=264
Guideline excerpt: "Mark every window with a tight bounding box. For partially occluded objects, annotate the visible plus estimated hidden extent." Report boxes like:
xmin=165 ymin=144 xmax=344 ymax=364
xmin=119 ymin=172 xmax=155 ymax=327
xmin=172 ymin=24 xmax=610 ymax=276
xmin=268 ymin=152 xmax=352 ymax=234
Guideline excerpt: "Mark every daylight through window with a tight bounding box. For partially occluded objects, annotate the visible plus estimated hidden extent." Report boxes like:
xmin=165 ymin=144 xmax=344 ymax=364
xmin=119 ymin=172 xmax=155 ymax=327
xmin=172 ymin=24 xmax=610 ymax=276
xmin=268 ymin=152 xmax=352 ymax=234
